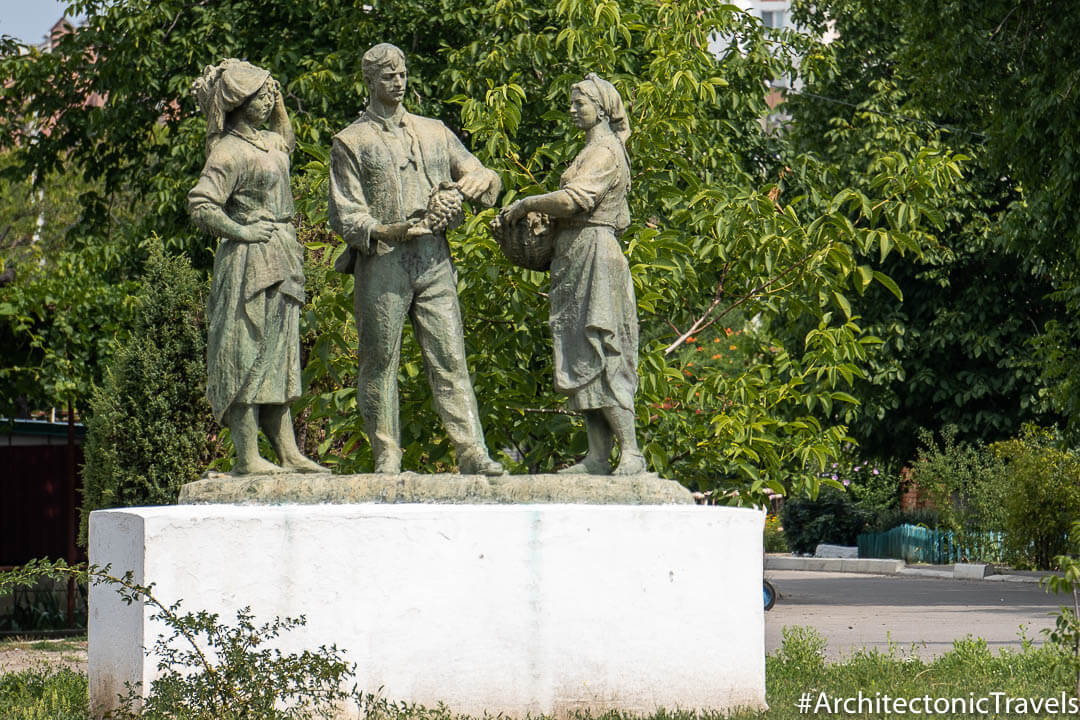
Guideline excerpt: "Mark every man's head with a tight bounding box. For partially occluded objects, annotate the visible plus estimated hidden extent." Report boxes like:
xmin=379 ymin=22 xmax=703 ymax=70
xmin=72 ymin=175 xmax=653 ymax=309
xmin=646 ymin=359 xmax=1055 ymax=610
xmin=362 ymin=43 xmax=407 ymax=108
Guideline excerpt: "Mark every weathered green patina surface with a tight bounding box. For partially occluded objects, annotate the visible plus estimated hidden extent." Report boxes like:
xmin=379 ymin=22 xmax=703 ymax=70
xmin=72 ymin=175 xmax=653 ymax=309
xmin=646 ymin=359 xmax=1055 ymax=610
xmin=328 ymin=44 xmax=504 ymax=476
xmin=499 ymin=75 xmax=644 ymax=477
xmin=188 ymin=59 xmax=326 ymax=476
xmin=178 ymin=472 xmax=693 ymax=505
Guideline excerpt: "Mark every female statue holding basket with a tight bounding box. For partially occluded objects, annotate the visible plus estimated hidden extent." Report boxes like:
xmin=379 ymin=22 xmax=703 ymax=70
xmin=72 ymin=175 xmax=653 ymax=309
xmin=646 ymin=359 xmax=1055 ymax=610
xmin=499 ymin=74 xmax=644 ymax=475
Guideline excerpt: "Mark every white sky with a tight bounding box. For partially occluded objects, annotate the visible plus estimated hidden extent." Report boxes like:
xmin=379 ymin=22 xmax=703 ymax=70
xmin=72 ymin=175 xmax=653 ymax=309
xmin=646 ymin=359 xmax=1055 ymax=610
xmin=0 ymin=1 xmax=71 ymax=44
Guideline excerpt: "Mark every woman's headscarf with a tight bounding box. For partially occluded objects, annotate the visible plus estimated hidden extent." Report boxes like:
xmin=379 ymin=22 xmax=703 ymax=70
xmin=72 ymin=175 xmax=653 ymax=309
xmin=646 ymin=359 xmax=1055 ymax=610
xmin=573 ymin=73 xmax=631 ymax=145
xmin=193 ymin=59 xmax=271 ymax=153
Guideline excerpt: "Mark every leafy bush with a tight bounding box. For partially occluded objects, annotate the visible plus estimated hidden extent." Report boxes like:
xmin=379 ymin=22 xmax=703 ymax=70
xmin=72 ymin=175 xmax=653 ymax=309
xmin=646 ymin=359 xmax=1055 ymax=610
xmin=113 ymin=608 xmax=353 ymax=720
xmin=780 ymin=487 xmax=868 ymax=554
xmin=0 ymin=665 xmax=87 ymax=720
xmin=778 ymin=454 xmax=901 ymax=554
xmin=907 ymin=425 xmax=1009 ymax=538
xmin=1042 ymin=518 xmax=1080 ymax=699
xmin=994 ymin=426 xmax=1080 ymax=570
xmin=3 ymin=560 xmax=356 ymax=720
xmin=770 ymin=626 xmax=828 ymax=680
xmin=79 ymin=243 xmax=217 ymax=546
xmin=903 ymin=424 xmax=1080 ymax=568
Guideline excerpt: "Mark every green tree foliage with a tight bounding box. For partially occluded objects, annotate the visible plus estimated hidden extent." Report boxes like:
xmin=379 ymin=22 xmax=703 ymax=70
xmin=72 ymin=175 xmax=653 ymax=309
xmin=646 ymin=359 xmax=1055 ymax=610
xmin=0 ymin=147 xmax=147 ymax=419
xmin=0 ymin=665 xmax=86 ymax=720
xmin=79 ymin=243 xmax=215 ymax=545
xmin=889 ymin=0 xmax=1080 ymax=271
xmin=0 ymin=157 xmax=82 ymax=269
xmin=787 ymin=0 xmax=1068 ymax=461
xmin=0 ymin=240 xmax=138 ymax=420
xmin=2 ymin=0 xmax=964 ymax=502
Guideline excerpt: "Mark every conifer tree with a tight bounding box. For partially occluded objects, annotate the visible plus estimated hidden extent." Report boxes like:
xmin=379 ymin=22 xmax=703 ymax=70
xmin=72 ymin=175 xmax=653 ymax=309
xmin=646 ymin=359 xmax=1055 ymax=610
xmin=79 ymin=243 xmax=214 ymax=545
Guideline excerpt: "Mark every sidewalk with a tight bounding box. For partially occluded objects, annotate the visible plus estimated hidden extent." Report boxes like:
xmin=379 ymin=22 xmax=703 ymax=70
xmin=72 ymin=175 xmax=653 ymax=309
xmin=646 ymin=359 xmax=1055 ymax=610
xmin=765 ymin=554 xmax=1058 ymax=584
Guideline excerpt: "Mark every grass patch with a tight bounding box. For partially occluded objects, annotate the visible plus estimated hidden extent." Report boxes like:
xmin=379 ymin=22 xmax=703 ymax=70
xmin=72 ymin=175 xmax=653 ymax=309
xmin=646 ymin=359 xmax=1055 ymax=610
xmin=26 ymin=639 xmax=85 ymax=652
xmin=0 ymin=664 xmax=87 ymax=720
xmin=728 ymin=626 xmax=1073 ymax=718
xmin=0 ymin=636 xmax=87 ymax=653
xmin=0 ymin=628 xmax=1071 ymax=719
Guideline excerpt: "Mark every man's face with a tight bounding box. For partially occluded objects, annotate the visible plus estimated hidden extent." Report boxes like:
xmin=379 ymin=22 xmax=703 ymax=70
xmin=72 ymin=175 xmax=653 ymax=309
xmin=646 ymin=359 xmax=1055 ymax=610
xmin=372 ymin=58 xmax=407 ymax=107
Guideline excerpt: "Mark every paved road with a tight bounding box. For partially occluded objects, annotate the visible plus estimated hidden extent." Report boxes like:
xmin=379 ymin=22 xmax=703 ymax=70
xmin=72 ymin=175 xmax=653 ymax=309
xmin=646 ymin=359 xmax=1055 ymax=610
xmin=764 ymin=570 xmax=1063 ymax=660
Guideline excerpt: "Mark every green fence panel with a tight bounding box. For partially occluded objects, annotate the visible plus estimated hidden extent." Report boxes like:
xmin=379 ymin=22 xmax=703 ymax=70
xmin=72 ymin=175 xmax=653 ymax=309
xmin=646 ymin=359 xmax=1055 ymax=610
xmin=857 ymin=525 xmax=1005 ymax=564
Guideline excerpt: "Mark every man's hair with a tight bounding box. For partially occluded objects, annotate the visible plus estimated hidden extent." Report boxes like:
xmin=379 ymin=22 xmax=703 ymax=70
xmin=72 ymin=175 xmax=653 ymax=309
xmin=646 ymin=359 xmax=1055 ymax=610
xmin=362 ymin=43 xmax=406 ymax=87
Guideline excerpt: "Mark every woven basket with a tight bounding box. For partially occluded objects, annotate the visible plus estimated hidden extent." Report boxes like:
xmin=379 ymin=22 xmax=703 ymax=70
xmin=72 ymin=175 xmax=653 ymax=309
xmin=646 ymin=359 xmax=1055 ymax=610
xmin=489 ymin=211 xmax=554 ymax=272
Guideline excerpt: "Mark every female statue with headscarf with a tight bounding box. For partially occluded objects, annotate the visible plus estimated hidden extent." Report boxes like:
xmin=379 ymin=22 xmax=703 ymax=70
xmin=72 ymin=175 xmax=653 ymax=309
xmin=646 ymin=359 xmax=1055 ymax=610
xmin=500 ymin=74 xmax=645 ymax=475
xmin=188 ymin=59 xmax=325 ymax=475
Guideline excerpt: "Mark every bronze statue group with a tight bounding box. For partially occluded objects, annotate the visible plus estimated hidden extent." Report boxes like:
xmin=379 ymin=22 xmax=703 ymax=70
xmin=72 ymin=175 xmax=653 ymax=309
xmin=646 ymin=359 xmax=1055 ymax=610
xmin=189 ymin=45 xmax=644 ymax=478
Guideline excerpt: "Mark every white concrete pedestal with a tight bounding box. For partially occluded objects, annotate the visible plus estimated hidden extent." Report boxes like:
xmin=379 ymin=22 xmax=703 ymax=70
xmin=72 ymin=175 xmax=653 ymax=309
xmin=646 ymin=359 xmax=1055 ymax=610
xmin=89 ymin=504 xmax=765 ymax=718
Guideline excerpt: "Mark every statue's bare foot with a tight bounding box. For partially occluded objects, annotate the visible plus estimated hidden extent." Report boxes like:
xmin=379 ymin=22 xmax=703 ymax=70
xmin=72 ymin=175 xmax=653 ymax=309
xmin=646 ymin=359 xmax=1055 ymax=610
xmin=281 ymin=454 xmax=330 ymax=474
xmin=233 ymin=457 xmax=287 ymax=475
xmin=612 ymin=453 xmax=647 ymax=476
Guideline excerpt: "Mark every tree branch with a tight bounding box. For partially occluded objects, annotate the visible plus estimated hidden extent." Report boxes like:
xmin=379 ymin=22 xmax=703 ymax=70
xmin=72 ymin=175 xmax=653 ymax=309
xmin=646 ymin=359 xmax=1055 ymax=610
xmin=663 ymin=248 xmax=822 ymax=355
xmin=163 ymin=1 xmax=210 ymax=42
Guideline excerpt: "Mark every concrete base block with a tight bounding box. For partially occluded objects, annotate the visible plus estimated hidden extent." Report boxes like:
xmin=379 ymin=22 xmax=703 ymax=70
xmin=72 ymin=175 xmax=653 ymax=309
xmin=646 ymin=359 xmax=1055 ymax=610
xmin=179 ymin=471 xmax=694 ymax=505
xmin=954 ymin=563 xmax=992 ymax=580
xmin=814 ymin=544 xmax=857 ymax=558
xmin=89 ymin=504 xmax=766 ymax=718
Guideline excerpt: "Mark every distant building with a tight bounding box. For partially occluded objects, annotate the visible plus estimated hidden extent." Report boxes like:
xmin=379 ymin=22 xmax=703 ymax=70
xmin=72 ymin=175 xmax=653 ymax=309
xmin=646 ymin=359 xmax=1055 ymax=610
xmin=44 ymin=17 xmax=105 ymax=111
xmin=709 ymin=1 xmax=835 ymax=129
xmin=46 ymin=16 xmax=74 ymax=47
xmin=747 ymin=0 xmax=795 ymax=35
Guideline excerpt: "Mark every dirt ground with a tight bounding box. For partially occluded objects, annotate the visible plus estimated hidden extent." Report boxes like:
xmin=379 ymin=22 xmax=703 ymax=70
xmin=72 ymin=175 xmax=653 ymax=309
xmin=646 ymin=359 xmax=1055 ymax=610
xmin=0 ymin=637 xmax=88 ymax=675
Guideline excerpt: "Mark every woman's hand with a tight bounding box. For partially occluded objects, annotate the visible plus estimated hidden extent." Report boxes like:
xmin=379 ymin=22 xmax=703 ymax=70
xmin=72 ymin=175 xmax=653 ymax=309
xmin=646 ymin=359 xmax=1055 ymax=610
xmin=236 ymin=219 xmax=275 ymax=243
xmin=500 ymin=198 xmax=529 ymax=227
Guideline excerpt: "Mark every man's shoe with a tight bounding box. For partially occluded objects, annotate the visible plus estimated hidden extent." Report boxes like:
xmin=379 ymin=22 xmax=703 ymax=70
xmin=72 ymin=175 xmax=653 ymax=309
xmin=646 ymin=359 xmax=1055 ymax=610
xmin=459 ymin=448 xmax=505 ymax=476
xmin=282 ymin=454 xmax=331 ymax=474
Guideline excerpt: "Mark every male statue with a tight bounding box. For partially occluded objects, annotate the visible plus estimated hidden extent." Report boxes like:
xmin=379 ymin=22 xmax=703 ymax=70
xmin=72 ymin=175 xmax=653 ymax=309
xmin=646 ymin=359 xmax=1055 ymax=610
xmin=329 ymin=43 xmax=504 ymax=476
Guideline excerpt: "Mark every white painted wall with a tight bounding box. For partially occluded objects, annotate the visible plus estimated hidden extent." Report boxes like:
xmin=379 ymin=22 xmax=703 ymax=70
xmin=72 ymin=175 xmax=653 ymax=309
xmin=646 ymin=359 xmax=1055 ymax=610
xmin=89 ymin=504 xmax=766 ymax=718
